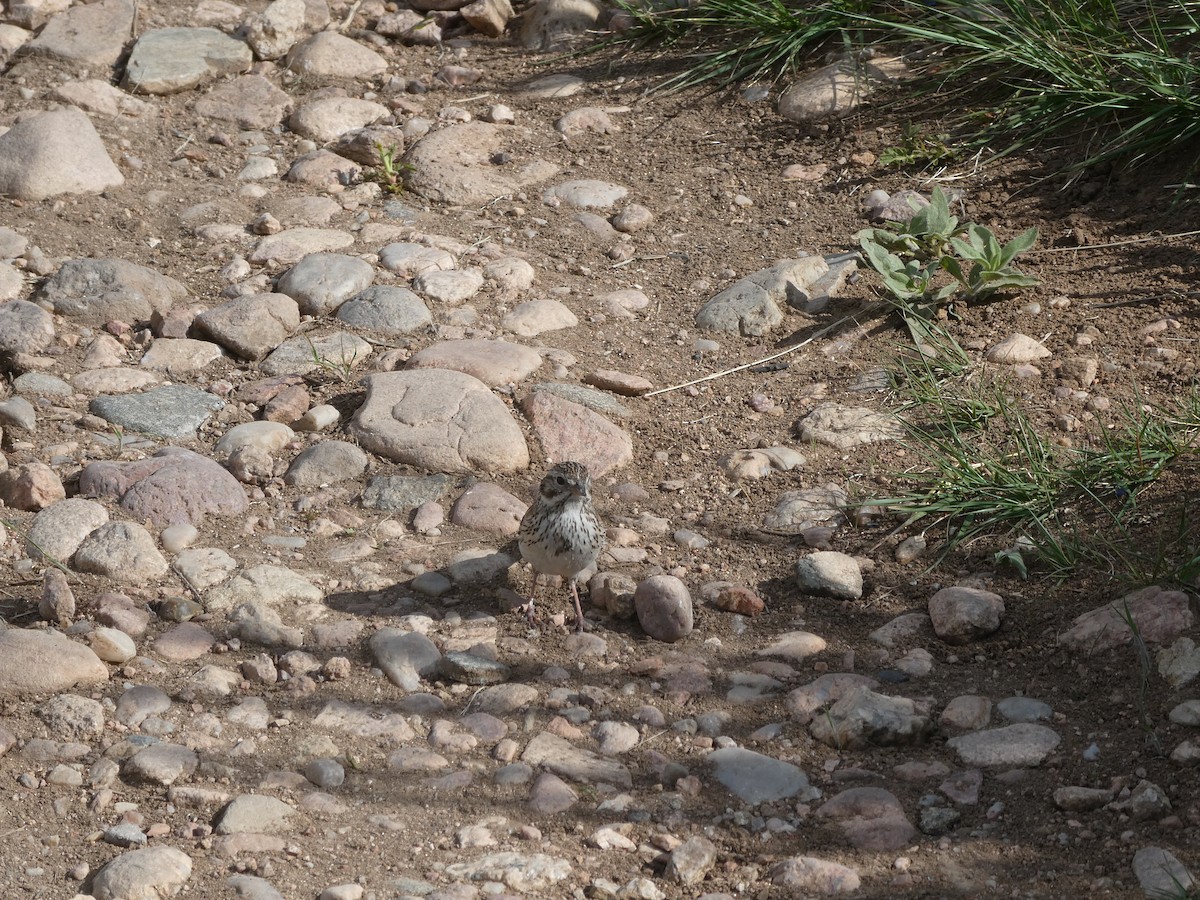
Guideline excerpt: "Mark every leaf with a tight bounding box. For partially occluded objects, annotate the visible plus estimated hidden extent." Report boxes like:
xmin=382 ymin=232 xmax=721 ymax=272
xmin=999 ymin=226 xmax=1039 ymax=266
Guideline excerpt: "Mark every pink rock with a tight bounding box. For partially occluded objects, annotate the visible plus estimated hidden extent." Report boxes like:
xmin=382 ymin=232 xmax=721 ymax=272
xmin=521 ymin=391 xmax=632 ymax=477
xmin=928 ymin=586 xmax=1004 ymax=644
xmin=1059 ymin=585 xmax=1193 ymax=654
xmin=816 ymin=786 xmax=917 ymax=851
xmin=263 ymin=384 xmax=310 ymax=424
xmin=153 ymin=623 xmax=215 ymax=662
xmin=0 ymin=462 xmax=65 ymax=511
xmin=450 ymin=482 xmax=527 ymax=536
xmin=584 ymin=369 xmax=653 ymax=397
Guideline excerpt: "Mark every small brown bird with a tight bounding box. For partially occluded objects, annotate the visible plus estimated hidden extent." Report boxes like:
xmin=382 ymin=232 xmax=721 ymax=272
xmin=517 ymin=461 xmax=605 ymax=632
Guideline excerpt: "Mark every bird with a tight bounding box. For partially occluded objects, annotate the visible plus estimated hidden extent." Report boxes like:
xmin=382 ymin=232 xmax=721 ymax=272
xmin=517 ymin=461 xmax=605 ymax=633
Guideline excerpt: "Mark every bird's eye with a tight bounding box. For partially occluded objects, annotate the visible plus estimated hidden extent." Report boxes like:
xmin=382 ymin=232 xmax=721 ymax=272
xmin=555 ymin=475 xmax=567 ymax=486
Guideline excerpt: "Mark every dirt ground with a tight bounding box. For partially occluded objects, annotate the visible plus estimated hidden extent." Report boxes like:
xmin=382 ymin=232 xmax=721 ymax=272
xmin=1 ymin=1 xmax=1199 ymax=897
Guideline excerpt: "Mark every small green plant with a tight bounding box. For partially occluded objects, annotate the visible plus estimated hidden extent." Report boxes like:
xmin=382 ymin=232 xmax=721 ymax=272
xmin=306 ymin=335 xmax=361 ymax=382
xmin=942 ymin=223 xmax=1041 ymax=300
xmin=364 ymin=142 xmax=413 ymax=195
xmin=878 ymin=126 xmax=957 ymax=170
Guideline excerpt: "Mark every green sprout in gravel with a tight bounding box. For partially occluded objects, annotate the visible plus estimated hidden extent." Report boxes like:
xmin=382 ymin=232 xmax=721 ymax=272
xmin=365 ymin=141 xmax=413 ymax=195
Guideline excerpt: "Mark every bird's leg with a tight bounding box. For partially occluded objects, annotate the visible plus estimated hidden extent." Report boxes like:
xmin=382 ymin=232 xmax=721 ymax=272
xmin=571 ymin=579 xmax=586 ymax=633
xmin=523 ymin=580 xmax=542 ymax=626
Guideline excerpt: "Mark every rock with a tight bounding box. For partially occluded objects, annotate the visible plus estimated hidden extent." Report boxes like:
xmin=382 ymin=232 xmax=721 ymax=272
xmin=797 ymin=403 xmax=903 ymax=449
xmin=38 ymin=568 xmax=75 ymax=624
xmin=140 ymin=338 xmax=224 ymax=375
xmin=74 ymin=522 xmax=169 ymax=583
xmin=0 ymin=108 xmax=124 ymax=200
xmin=194 ymin=74 xmax=294 ymax=130
xmin=205 ymin=565 xmax=322 ymax=611
xmin=90 ymin=627 xmax=136 ymax=664
xmin=0 ymin=629 xmax=108 ymax=698
xmin=696 ymin=257 xmax=827 ymax=336
xmin=1109 ymin=779 xmax=1172 ymax=821
xmin=1059 ymin=586 xmax=1193 ymax=654
xmin=708 ymin=747 xmax=816 ymax=805
xmin=412 ymin=268 xmax=485 ymax=306
xmin=27 ymin=499 xmax=109 ymax=562
xmin=778 ymin=56 xmax=906 ymax=122
xmin=946 ymin=723 xmax=1061 ymax=768
xmin=0 ymin=462 xmax=64 ymax=510
xmin=634 ymin=575 xmax=693 ymax=642
xmin=816 ymin=786 xmax=917 ymax=851
xmin=528 ymin=771 xmax=577 ymax=814
xmin=370 ymin=628 xmax=442 ymax=691
xmin=286 ymin=32 xmax=387 ymax=78
xmin=443 ymin=851 xmax=572 ymax=893
xmin=664 ymin=836 xmax=717 ymax=886
xmin=986 ymin=333 xmax=1051 ymax=364
xmin=116 ymin=685 xmax=171 ymax=727
xmin=122 ymin=27 xmax=253 ymax=95
xmin=1132 ymin=847 xmax=1195 ymax=897
xmin=502 ymin=298 xmax=579 ymax=336
xmin=809 ymin=685 xmax=932 ymax=749
xmin=928 ymin=587 xmax=1005 ymax=644
xmin=450 ymin=482 xmax=527 ymax=536
xmin=36 ymin=257 xmax=188 ymax=323
xmin=35 ymin=693 xmax=104 ymax=739
xmin=770 ymin=856 xmax=861 ymax=894
xmin=92 ymin=847 xmax=192 ymax=900
xmin=461 ymin=0 xmax=514 ymax=37
xmin=1053 ymin=786 xmax=1113 ymax=812
xmin=28 ymin=0 xmax=134 ymax=66
xmin=90 ymin=385 xmax=224 ymax=439
xmin=762 ymin=483 xmax=849 ymax=533
xmin=261 ymin=330 xmax=371 ymax=377
xmin=336 ymin=286 xmax=431 ymax=335
xmin=939 ymin=695 xmax=992 ymax=731
xmin=403 ymin=122 xmax=559 ymax=206
xmin=787 ymin=673 xmax=878 ymax=724
xmin=543 ymin=179 xmax=628 ymax=209
xmin=521 ymin=731 xmax=632 ymax=787
xmin=216 ymin=795 xmax=298 ymax=833
xmin=276 ymin=253 xmax=375 ymax=316
xmin=794 ymin=550 xmax=863 ymax=600
xmin=361 ymin=473 xmax=450 ymax=512
xmin=351 ymin=370 xmax=529 ymax=474
xmin=193 ymin=293 xmax=301 ymax=360
xmin=123 ymin=742 xmax=199 ymax=785
xmin=408 ymin=339 xmax=542 ymax=387
xmin=0 ymin=300 xmax=54 ymax=355
xmin=284 ymin=441 xmax=369 ymax=488
xmin=520 ymin=390 xmax=631 ymax=477
xmin=81 ymin=448 xmax=248 ymax=526
xmin=242 ymin=0 xmax=307 ymax=60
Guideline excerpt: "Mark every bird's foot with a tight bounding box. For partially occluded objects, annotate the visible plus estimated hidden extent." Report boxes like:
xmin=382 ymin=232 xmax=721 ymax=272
xmin=520 ymin=599 xmax=540 ymax=626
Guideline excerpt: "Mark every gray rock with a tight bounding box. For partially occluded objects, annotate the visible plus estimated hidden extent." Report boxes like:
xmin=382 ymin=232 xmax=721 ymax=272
xmin=91 ymin=847 xmax=192 ymax=900
xmin=0 ymin=629 xmax=108 ymax=698
xmin=501 ymin=298 xmax=578 ymax=336
xmin=762 ymin=483 xmax=849 ymax=533
xmin=122 ymin=27 xmax=253 ymax=95
xmin=361 ymin=473 xmax=450 ymax=512
xmin=285 ymin=32 xmax=386 ymax=78
xmin=336 ymin=285 xmax=431 ymax=335
xmin=36 ymin=694 xmax=104 ymax=739
xmin=411 ymin=267 xmax=485 ymax=306
xmin=351 ymin=370 xmax=529 ymax=474
xmin=1052 ymin=786 xmax=1113 ymax=812
xmin=241 ymin=0 xmax=306 ymax=59
xmin=116 ymin=685 xmax=171 ymax=727
xmin=13 ymin=373 xmax=72 ymax=399
xmin=531 ymin=381 xmax=629 ymax=418
xmin=445 ymin=548 xmax=515 ymax=583
xmin=123 ymin=742 xmax=199 ymax=785
xmin=0 ymin=396 xmax=35 ymax=430
xmin=1132 ymin=846 xmax=1195 ymax=897
xmin=260 ymin=330 xmax=372 ymax=377
xmin=284 ymin=440 xmax=368 ymax=488
xmin=377 ymin=242 xmax=455 ymax=277
xmin=104 ymin=822 xmax=148 ymax=848
xmin=36 ymin=257 xmax=188 ymax=324
xmin=664 ymin=836 xmax=717 ymax=887
xmin=1109 ymin=779 xmax=1172 ymax=822
xmin=276 ymin=252 xmax=375 ymax=316
xmin=946 ymin=723 xmax=1061 ymax=768
xmin=90 ymin=384 xmax=224 ymax=439
xmin=0 ymin=299 xmax=54 ymax=355
xmin=139 ymin=338 xmax=224 ymax=374
xmin=216 ymin=795 xmax=298 ymax=834
xmin=1158 ymin=636 xmax=1200 ymax=687
xmin=708 ymin=747 xmax=816 ymax=805
xmin=0 ymin=108 xmax=124 ymax=201
xmin=787 ymin=673 xmax=878 ymax=724
xmin=794 ymin=550 xmax=863 ymax=600
xmin=28 ymin=0 xmax=134 ymax=66
xmin=193 ymin=74 xmax=294 ymax=130
xmin=80 ymin=447 xmax=248 ymax=526
xmin=543 ymin=179 xmax=627 ymax=209
xmin=443 ymin=851 xmax=572 ymax=893
xmin=996 ymin=696 xmax=1053 ymax=723
xmin=205 ymin=565 xmax=322 ymax=611
xmin=441 ymin=651 xmax=511 ymax=685
xmin=770 ymin=856 xmax=861 ymax=894
xmin=227 ymin=875 xmax=286 ymax=900
xmin=928 ymin=586 xmax=1005 ymax=644
xmin=370 ymin=628 xmax=442 ymax=691
xmin=193 ymin=293 xmax=301 ymax=360
xmin=797 ymin=403 xmax=904 ymax=450
xmin=522 ymin=731 xmax=632 ymax=788
xmin=289 ymin=96 xmax=388 ymax=143
xmin=778 ymin=56 xmax=906 ymax=122
xmin=403 ymin=122 xmax=559 ymax=206
xmin=74 ymin=522 xmax=169 ymax=583
xmin=696 ymin=257 xmax=828 ymax=336
xmin=304 ymin=757 xmax=345 ymax=789
xmin=809 ymin=685 xmax=932 ymax=750
xmin=1059 ymin=585 xmax=1193 ymax=655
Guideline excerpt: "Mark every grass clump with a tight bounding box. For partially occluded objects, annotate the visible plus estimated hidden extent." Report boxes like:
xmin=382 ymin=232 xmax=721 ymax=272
xmin=869 ymin=365 xmax=1200 ymax=578
xmin=609 ymin=0 xmax=1200 ymax=170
